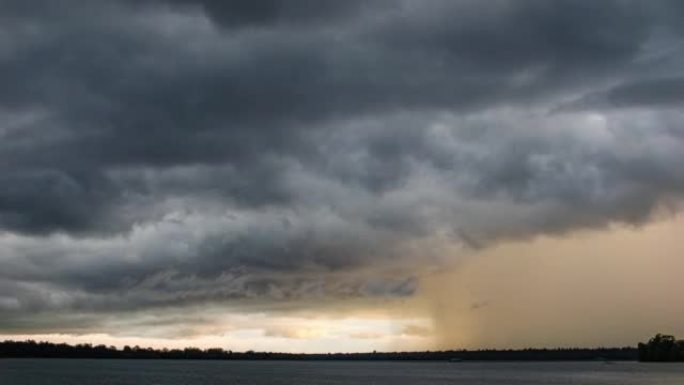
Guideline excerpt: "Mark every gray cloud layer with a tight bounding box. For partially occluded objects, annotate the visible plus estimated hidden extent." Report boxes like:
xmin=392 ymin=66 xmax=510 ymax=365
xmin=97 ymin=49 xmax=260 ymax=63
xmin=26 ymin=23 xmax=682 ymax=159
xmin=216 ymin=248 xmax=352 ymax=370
xmin=1 ymin=0 xmax=684 ymax=334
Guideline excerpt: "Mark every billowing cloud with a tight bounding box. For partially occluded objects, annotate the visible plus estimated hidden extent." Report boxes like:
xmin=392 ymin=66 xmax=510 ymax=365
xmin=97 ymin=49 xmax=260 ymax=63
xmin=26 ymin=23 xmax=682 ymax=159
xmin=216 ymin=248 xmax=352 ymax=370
xmin=1 ymin=0 xmax=684 ymax=339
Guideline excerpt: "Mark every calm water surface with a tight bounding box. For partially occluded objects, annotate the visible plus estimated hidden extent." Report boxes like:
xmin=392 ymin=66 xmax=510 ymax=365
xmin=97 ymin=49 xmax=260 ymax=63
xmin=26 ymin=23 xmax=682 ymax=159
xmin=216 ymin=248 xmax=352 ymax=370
xmin=2 ymin=359 xmax=684 ymax=385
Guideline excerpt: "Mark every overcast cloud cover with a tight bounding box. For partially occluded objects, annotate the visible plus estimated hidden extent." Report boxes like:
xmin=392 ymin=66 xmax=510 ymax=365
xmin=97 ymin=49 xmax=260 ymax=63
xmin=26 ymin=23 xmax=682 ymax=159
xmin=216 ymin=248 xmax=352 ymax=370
xmin=2 ymin=0 xmax=684 ymax=338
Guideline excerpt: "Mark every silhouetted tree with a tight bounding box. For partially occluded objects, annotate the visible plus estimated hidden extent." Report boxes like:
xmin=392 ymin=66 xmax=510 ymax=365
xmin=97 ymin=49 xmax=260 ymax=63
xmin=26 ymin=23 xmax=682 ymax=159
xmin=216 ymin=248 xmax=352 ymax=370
xmin=638 ymin=334 xmax=684 ymax=362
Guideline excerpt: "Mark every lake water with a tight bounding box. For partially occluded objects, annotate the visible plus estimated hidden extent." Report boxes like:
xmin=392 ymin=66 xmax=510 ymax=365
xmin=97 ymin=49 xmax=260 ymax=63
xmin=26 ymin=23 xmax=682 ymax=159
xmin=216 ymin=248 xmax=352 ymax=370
xmin=2 ymin=359 xmax=684 ymax=385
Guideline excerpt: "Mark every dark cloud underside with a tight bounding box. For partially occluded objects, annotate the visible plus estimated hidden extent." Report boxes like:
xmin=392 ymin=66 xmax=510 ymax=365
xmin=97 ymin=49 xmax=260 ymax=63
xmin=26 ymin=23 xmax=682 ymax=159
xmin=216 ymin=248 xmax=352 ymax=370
xmin=1 ymin=0 xmax=684 ymax=333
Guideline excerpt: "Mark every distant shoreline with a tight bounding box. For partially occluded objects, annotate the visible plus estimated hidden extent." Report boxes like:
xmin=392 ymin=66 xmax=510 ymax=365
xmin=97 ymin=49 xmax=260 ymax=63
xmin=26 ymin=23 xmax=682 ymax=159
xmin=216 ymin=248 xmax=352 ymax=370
xmin=1 ymin=340 xmax=638 ymax=361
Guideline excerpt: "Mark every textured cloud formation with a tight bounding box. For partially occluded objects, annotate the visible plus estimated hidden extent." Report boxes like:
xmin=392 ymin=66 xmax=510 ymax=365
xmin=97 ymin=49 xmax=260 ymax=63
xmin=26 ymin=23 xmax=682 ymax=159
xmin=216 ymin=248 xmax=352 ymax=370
xmin=1 ymin=0 xmax=684 ymax=335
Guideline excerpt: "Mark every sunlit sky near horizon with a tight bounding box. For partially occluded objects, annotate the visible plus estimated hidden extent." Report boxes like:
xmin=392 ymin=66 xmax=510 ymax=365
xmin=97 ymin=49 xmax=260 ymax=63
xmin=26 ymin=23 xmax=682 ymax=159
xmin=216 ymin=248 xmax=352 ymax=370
xmin=1 ymin=0 xmax=684 ymax=353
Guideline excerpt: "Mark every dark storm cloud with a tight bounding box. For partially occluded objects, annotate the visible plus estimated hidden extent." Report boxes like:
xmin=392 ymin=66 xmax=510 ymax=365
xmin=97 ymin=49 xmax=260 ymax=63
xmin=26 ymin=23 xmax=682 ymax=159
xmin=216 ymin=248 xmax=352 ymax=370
xmin=2 ymin=0 xmax=684 ymax=333
xmin=567 ymin=78 xmax=684 ymax=110
xmin=155 ymin=0 xmax=381 ymax=28
xmin=607 ymin=78 xmax=684 ymax=107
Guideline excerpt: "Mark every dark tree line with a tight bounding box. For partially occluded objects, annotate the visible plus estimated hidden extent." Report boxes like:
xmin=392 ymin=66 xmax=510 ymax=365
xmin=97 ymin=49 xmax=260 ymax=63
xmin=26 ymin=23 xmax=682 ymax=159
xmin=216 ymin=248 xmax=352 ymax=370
xmin=638 ymin=334 xmax=684 ymax=362
xmin=0 ymin=340 xmax=637 ymax=361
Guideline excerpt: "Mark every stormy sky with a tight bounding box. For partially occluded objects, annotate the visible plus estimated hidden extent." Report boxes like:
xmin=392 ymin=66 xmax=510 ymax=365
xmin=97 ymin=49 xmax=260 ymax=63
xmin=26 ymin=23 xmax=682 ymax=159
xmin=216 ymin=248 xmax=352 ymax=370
xmin=1 ymin=0 xmax=684 ymax=352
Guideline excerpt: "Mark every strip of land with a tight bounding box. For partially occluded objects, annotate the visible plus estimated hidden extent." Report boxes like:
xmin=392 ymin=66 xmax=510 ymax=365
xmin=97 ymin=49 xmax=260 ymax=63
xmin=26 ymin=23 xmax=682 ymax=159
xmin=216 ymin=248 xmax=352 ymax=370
xmin=5 ymin=334 xmax=681 ymax=361
xmin=0 ymin=341 xmax=638 ymax=361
